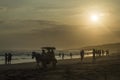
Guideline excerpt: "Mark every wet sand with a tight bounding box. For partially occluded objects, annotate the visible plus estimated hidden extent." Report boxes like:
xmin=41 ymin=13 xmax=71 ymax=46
xmin=0 ymin=54 xmax=120 ymax=80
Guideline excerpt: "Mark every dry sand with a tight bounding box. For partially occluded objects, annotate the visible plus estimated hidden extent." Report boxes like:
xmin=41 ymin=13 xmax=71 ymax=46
xmin=0 ymin=54 xmax=120 ymax=80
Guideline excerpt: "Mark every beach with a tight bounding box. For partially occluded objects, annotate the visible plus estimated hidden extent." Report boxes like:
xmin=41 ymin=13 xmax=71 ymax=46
xmin=0 ymin=54 xmax=120 ymax=80
xmin=0 ymin=0 xmax=120 ymax=80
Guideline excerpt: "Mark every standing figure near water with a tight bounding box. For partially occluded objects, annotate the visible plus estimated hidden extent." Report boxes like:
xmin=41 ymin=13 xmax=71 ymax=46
xmin=62 ymin=53 xmax=64 ymax=60
xmin=80 ymin=50 xmax=84 ymax=63
xmin=8 ymin=53 xmax=12 ymax=64
xmin=58 ymin=52 xmax=61 ymax=57
xmin=92 ymin=49 xmax=96 ymax=63
xmin=5 ymin=53 xmax=8 ymax=64
xmin=106 ymin=49 xmax=109 ymax=56
xmin=102 ymin=50 xmax=105 ymax=56
xmin=70 ymin=53 xmax=73 ymax=59
xmin=50 ymin=49 xmax=57 ymax=67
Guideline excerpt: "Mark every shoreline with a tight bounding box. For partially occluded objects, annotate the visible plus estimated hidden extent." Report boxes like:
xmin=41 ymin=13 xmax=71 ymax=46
xmin=0 ymin=54 xmax=118 ymax=70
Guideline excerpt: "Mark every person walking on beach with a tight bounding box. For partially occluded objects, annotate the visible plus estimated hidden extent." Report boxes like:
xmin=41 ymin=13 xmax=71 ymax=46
xmin=62 ymin=53 xmax=64 ymax=60
xmin=70 ymin=53 xmax=73 ymax=59
xmin=5 ymin=53 xmax=8 ymax=64
xmin=92 ymin=49 xmax=96 ymax=63
xmin=8 ymin=53 xmax=12 ymax=64
xmin=80 ymin=50 xmax=84 ymax=63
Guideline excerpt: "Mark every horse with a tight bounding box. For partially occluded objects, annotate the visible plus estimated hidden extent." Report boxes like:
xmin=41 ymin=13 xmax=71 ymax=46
xmin=32 ymin=52 xmax=47 ymax=68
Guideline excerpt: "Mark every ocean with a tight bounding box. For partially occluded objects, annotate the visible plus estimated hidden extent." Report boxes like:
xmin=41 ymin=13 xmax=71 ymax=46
xmin=0 ymin=50 xmax=93 ymax=65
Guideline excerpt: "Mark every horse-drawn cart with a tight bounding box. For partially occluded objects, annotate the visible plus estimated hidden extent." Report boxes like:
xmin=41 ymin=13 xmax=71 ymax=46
xmin=32 ymin=47 xmax=57 ymax=68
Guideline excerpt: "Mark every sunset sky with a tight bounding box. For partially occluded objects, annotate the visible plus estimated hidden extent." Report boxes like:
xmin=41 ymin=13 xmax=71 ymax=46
xmin=0 ymin=0 xmax=120 ymax=50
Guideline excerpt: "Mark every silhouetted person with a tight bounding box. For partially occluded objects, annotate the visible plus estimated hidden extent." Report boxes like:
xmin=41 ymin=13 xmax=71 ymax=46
xmin=47 ymin=49 xmax=51 ymax=56
xmin=106 ymin=50 xmax=109 ymax=56
xmin=41 ymin=50 xmax=47 ymax=56
xmin=92 ymin=49 xmax=96 ymax=63
xmin=50 ymin=50 xmax=57 ymax=68
xmin=80 ymin=50 xmax=84 ymax=63
xmin=102 ymin=50 xmax=105 ymax=56
xmin=41 ymin=50 xmax=47 ymax=68
xmin=100 ymin=50 xmax=102 ymax=57
xmin=8 ymin=53 xmax=12 ymax=64
xmin=50 ymin=49 xmax=55 ymax=58
xmin=5 ymin=53 xmax=8 ymax=64
xmin=70 ymin=53 xmax=72 ymax=59
xmin=98 ymin=50 xmax=101 ymax=57
xmin=62 ymin=53 xmax=64 ymax=60
xmin=58 ymin=53 xmax=61 ymax=57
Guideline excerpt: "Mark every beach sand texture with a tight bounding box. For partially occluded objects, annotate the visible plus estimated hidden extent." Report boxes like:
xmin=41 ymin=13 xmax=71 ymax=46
xmin=0 ymin=54 xmax=120 ymax=80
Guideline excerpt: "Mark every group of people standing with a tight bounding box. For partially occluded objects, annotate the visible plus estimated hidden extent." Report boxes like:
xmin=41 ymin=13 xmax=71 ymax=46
xmin=80 ymin=49 xmax=109 ymax=63
xmin=94 ymin=49 xmax=109 ymax=57
xmin=58 ymin=53 xmax=65 ymax=59
xmin=5 ymin=53 xmax=12 ymax=64
xmin=58 ymin=52 xmax=73 ymax=60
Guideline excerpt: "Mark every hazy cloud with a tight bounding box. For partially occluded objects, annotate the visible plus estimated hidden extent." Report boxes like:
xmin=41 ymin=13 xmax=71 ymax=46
xmin=0 ymin=20 xmax=87 ymax=49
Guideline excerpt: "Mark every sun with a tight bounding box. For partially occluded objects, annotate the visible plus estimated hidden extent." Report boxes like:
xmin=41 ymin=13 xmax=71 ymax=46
xmin=90 ymin=14 xmax=99 ymax=22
